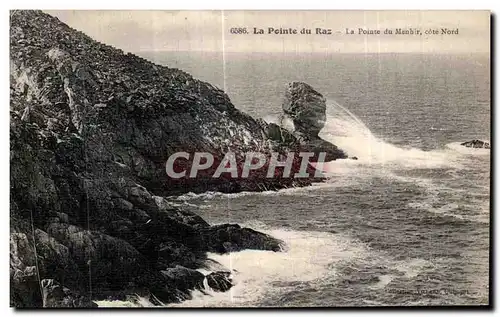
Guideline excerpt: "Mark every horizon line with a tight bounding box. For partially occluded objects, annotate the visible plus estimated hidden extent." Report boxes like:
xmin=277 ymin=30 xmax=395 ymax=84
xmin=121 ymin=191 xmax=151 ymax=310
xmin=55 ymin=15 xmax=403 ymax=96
xmin=133 ymin=50 xmax=490 ymax=55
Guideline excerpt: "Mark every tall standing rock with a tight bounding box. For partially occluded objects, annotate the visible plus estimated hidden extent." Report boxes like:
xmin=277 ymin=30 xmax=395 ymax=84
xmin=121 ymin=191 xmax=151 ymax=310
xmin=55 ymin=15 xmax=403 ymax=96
xmin=279 ymin=82 xmax=347 ymax=161
xmin=282 ymin=82 xmax=327 ymax=138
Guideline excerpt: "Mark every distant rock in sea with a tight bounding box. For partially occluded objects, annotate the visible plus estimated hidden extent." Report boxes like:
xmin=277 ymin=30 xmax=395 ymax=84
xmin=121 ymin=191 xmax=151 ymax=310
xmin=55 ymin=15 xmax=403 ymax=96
xmin=460 ymin=139 xmax=490 ymax=149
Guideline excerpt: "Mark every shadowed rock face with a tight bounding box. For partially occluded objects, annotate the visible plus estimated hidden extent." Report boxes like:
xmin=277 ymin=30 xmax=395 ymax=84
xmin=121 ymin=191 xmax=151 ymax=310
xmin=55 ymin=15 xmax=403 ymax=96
xmin=9 ymin=10 xmax=347 ymax=307
xmin=206 ymin=272 xmax=232 ymax=292
xmin=10 ymin=10 xmax=288 ymax=308
xmin=41 ymin=279 xmax=96 ymax=308
xmin=282 ymin=82 xmax=327 ymax=138
xmin=10 ymin=11 xmax=348 ymax=196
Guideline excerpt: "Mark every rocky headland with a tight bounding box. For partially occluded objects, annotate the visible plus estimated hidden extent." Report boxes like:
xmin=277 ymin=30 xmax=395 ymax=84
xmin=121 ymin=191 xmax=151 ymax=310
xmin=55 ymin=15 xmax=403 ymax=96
xmin=10 ymin=10 xmax=347 ymax=307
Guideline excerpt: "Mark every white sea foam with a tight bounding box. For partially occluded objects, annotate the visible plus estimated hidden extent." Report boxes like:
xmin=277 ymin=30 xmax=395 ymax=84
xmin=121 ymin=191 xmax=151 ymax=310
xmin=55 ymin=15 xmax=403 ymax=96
xmin=95 ymin=294 xmax=161 ymax=308
xmin=98 ymin=100 xmax=488 ymax=307
xmin=95 ymin=227 xmax=367 ymax=308
xmin=319 ymin=100 xmax=460 ymax=170
xmin=174 ymin=182 xmax=334 ymax=202
xmin=394 ymin=258 xmax=435 ymax=279
xmin=168 ymin=228 xmax=368 ymax=307
xmin=408 ymin=194 xmax=489 ymax=224
xmin=369 ymin=274 xmax=396 ymax=290
xmin=173 ymin=100 xmax=489 ymax=204
xmin=364 ymin=257 xmax=434 ymax=292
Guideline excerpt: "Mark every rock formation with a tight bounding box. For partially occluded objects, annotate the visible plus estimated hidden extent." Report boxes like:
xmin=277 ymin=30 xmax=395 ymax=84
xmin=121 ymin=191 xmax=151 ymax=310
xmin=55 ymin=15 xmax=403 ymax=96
xmin=10 ymin=10 xmax=346 ymax=307
xmin=282 ymin=81 xmax=327 ymax=137
xmin=278 ymin=82 xmax=347 ymax=161
xmin=460 ymin=139 xmax=490 ymax=149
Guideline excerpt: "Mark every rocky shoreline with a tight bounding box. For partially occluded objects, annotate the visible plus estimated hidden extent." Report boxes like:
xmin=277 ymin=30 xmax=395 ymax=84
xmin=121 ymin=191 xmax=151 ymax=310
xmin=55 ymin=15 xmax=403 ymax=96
xmin=10 ymin=10 xmax=347 ymax=307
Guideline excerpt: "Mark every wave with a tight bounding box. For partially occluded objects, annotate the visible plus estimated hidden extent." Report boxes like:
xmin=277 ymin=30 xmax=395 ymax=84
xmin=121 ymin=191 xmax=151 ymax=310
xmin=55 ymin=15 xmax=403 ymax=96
xmin=94 ymin=226 xmax=369 ymax=308
xmin=318 ymin=100 xmax=468 ymax=170
xmin=168 ymin=227 xmax=368 ymax=307
xmin=174 ymin=182 xmax=333 ymax=202
xmin=408 ymin=193 xmax=489 ymax=224
xmin=174 ymin=99 xmax=489 ymax=204
xmin=97 ymin=100 xmax=487 ymax=307
xmin=368 ymin=258 xmax=434 ymax=291
xmin=95 ymin=222 xmax=443 ymax=308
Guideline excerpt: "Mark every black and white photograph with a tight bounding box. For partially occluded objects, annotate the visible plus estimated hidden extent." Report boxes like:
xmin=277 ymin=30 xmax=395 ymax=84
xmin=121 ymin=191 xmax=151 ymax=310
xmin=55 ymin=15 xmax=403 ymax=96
xmin=9 ymin=9 xmax=491 ymax=308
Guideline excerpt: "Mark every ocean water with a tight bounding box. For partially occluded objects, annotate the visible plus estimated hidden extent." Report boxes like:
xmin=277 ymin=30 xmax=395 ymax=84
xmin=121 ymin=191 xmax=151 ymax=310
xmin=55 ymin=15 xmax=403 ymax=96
xmin=136 ymin=52 xmax=490 ymax=307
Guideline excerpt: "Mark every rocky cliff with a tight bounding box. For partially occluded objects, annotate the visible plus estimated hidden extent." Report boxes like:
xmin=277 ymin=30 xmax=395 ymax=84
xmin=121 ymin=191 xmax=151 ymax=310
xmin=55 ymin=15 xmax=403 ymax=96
xmin=10 ymin=10 xmax=346 ymax=307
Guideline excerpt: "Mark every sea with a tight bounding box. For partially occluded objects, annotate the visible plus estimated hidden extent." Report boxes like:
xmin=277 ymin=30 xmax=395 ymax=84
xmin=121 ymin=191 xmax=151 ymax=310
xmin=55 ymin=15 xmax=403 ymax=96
xmin=118 ymin=52 xmax=490 ymax=307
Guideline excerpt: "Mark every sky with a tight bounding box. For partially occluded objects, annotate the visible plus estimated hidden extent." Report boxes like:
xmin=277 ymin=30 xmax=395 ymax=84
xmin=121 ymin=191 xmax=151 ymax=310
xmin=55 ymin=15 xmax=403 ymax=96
xmin=45 ymin=10 xmax=490 ymax=54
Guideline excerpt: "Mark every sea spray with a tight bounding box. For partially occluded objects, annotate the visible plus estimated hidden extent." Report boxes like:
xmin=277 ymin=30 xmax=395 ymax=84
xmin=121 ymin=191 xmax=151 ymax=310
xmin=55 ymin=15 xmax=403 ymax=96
xmin=318 ymin=100 xmax=462 ymax=169
xmin=168 ymin=228 xmax=368 ymax=307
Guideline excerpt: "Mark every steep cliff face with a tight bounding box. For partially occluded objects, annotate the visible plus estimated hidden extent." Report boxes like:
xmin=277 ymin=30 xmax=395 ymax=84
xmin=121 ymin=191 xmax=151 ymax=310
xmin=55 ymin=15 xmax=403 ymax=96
xmin=10 ymin=10 xmax=346 ymax=307
xmin=10 ymin=10 xmax=284 ymax=307
xmin=11 ymin=10 xmax=343 ymax=196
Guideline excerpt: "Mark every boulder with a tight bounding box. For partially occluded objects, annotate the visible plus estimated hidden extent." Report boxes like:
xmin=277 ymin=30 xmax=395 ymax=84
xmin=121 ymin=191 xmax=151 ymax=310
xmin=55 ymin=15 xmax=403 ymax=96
xmin=161 ymin=266 xmax=205 ymax=296
xmin=153 ymin=196 xmax=210 ymax=228
xmin=159 ymin=266 xmax=235 ymax=300
xmin=45 ymin=222 xmax=153 ymax=292
xmin=33 ymin=229 xmax=82 ymax=289
xmin=41 ymin=279 xmax=96 ymax=308
xmin=200 ymin=224 xmax=285 ymax=253
xmin=206 ymin=271 xmax=233 ymax=292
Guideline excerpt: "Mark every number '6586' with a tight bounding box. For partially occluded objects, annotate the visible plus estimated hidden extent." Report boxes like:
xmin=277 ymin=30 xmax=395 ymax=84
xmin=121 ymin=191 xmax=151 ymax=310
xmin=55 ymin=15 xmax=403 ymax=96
xmin=230 ymin=28 xmax=248 ymax=34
